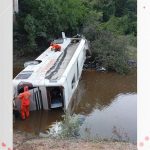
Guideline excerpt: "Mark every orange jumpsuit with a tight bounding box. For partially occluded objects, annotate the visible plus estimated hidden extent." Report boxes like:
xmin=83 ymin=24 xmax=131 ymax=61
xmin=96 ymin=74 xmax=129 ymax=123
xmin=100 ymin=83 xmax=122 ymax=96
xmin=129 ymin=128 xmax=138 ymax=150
xmin=51 ymin=43 xmax=61 ymax=51
xmin=19 ymin=86 xmax=31 ymax=120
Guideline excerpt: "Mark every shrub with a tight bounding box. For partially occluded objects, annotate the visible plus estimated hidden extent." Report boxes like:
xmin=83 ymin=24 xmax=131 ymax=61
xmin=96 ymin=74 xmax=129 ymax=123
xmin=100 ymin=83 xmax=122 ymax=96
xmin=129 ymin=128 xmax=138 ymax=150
xmin=99 ymin=14 xmax=136 ymax=36
xmin=99 ymin=16 xmax=126 ymax=35
xmin=91 ymin=31 xmax=130 ymax=74
xmin=82 ymin=10 xmax=103 ymax=41
xmin=58 ymin=112 xmax=82 ymax=138
xmin=24 ymin=14 xmax=37 ymax=50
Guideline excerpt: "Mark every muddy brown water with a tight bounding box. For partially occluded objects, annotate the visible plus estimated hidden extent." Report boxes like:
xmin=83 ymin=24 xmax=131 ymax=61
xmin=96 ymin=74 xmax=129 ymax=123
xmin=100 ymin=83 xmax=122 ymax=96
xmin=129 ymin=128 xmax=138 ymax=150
xmin=13 ymin=67 xmax=137 ymax=143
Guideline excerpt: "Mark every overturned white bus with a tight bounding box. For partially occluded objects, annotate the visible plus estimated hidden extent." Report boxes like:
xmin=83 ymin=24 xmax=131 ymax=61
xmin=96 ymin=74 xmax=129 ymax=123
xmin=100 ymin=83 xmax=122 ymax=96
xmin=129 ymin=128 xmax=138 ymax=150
xmin=13 ymin=33 xmax=89 ymax=111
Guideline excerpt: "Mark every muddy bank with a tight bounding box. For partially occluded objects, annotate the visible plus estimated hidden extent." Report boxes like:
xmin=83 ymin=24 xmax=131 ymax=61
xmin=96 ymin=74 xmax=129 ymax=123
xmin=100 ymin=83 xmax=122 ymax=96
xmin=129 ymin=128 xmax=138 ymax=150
xmin=13 ymin=131 xmax=137 ymax=150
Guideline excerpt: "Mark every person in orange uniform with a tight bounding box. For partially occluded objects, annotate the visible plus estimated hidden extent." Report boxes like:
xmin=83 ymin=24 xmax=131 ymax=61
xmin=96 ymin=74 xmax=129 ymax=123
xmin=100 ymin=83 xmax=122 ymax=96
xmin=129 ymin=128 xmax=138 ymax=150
xmin=18 ymin=86 xmax=31 ymax=120
xmin=51 ymin=43 xmax=61 ymax=52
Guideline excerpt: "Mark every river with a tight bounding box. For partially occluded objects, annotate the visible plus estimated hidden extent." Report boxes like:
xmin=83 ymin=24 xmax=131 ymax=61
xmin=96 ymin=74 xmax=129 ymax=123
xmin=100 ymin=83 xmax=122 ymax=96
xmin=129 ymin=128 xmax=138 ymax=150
xmin=13 ymin=66 xmax=137 ymax=143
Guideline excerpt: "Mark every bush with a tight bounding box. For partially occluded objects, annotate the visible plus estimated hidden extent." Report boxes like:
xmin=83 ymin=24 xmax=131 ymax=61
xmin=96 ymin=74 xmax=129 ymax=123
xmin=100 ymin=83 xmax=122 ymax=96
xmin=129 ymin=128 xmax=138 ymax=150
xmin=82 ymin=10 xmax=103 ymax=41
xmin=124 ymin=34 xmax=137 ymax=47
xmin=99 ymin=16 xmax=126 ymax=35
xmin=91 ymin=31 xmax=130 ymax=74
xmin=59 ymin=112 xmax=81 ymax=138
xmin=24 ymin=14 xmax=37 ymax=50
xmin=99 ymin=15 xmax=136 ymax=36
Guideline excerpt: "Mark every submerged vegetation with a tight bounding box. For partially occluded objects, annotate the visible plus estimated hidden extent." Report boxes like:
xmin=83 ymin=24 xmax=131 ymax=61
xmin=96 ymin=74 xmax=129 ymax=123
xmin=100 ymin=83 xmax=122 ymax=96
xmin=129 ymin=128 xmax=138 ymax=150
xmin=14 ymin=0 xmax=136 ymax=74
xmin=39 ymin=112 xmax=132 ymax=141
xmin=58 ymin=113 xmax=82 ymax=138
xmin=39 ymin=112 xmax=83 ymax=139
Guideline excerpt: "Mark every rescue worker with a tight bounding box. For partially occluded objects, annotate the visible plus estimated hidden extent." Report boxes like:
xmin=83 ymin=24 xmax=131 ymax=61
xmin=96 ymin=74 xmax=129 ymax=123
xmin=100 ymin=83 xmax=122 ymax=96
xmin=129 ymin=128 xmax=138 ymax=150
xmin=18 ymin=86 xmax=31 ymax=120
xmin=51 ymin=43 xmax=61 ymax=52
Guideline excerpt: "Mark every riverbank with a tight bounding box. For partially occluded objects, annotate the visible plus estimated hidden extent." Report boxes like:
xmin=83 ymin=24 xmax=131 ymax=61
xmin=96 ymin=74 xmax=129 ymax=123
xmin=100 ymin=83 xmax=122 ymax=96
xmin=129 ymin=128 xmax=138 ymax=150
xmin=14 ymin=131 xmax=137 ymax=150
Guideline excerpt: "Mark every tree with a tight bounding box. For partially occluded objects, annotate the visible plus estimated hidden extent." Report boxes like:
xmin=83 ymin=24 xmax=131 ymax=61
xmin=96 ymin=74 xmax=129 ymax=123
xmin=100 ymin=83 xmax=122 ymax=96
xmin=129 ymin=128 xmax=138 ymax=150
xmin=91 ymin=31 xmax=129 ymax=74
xmin=24 ymin=14 xmax=36 ymax=50
xmin=82 ymin=10 xmax=103 ymax=41
xmin=15 ymin=0 xmax=87 ymax=53
xmin=114 ymin=0 xmax=127 ymax=17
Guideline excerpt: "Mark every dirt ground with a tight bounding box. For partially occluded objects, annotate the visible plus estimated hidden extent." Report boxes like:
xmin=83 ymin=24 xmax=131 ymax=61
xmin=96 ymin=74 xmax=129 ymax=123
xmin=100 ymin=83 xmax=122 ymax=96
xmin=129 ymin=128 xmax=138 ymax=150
xmin=13 ymin=131 xmax=137 ymax=150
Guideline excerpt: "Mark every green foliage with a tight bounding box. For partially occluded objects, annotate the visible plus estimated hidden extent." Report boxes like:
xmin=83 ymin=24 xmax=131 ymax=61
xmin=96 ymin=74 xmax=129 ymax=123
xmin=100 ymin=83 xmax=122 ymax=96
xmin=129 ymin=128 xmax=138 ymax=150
xmin=99 ymin=16 xmax=125 ymax=35
xmin=59 ymin=112 xmax=81 ymax=138
xmin=99 ymin=15 xmax=136 ymax=36
xmin=81 ymin=0 xmax=115 ymax=21
xmin=125 ymin=0 xmax=137 ymax=13
xmin=81 ymin=0 xmax=136 ymax=38
xmin=83 ymin=10 xmax=103 ymax=41
xmin=124 ymin=34 xmax=137 ymax=47
xmin=24 ymin=14 xmax=36 ymax=49
xmin=91 ymin=31 xmax=130 ymax=74
xmin=14 ymin=0 xmax=137 ymax=73
xmin=92 ymin=0 xmax=115 ymax=21
xmin=15 ymin=0 xmax=87 ymax=53
xmin=114 ymin=0 xmax=126 ymax=17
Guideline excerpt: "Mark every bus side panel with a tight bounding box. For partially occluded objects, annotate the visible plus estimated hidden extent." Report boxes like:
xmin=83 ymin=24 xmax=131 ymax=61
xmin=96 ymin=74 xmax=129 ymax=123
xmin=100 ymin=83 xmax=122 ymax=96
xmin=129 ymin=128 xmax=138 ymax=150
xmin=29 ymin=87 xmax=48 ymax=111
xmin=29 ymin=89 xmax=37 ymax=111
xmin=62 ymin=82 xmax=69 ymax=110
xmin=40 ymin=87 xmax=48 ymax=110
xmin=65 ymin=61 xmax=78 ymax=109
xmin=64 ymin=47 xmax=86 ymax=109
xmin=78 ymin=47 xmax=86 ymax=78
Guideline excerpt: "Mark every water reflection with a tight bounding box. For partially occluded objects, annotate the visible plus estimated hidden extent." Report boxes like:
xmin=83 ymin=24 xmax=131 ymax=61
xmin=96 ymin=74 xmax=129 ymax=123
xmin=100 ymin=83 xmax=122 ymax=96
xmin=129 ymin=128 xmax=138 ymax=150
xmin=73 ymin=70 xmax=136 ymax=114
xmin=78 ymin=94 xmax=137 ymax=142
xmin=14 ymin=109 xmax=63 ymax=134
